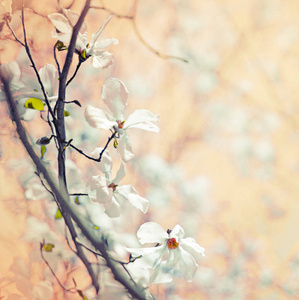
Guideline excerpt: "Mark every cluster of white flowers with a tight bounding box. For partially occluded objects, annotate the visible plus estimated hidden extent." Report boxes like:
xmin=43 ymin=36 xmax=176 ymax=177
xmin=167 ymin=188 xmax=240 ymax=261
xmin=0 ymin=7 xmax=205 ymax=289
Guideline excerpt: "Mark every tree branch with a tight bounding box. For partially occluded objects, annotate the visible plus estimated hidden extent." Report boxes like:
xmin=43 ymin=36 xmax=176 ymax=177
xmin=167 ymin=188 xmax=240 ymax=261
xmin=1 ymin=55 xmax=152 ymax=300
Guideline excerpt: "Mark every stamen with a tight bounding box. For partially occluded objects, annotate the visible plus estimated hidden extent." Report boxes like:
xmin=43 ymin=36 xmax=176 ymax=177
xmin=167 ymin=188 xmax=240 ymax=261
xmin=167 ymin=238 xmax=179 ymax=250
xmin=108 ymin=183 xmax=118 ymax=191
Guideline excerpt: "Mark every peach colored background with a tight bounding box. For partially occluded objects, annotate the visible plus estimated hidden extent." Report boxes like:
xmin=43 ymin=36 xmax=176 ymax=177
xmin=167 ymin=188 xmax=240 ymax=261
xmin=1 ymin=0 xmax=299 ymax=299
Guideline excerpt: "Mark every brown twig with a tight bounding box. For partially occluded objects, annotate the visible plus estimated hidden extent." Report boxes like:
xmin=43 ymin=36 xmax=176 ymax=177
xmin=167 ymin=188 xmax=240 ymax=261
xmin=91 ymin=0 xmax=188 ymax=63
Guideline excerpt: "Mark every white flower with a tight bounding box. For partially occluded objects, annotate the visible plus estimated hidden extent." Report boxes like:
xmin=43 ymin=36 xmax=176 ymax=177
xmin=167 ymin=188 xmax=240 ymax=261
xmin=127 ymin=222 xmax=205 ymax=284
xmin=48 ymin=9 xmax=118 ymax=68
xmin=85 ymin=78 xmax=160 ymax=161
xmin=86 ymin=148 xmax=149 ymax=217
xmin=0 ymin=62 xmax=58 ymax=120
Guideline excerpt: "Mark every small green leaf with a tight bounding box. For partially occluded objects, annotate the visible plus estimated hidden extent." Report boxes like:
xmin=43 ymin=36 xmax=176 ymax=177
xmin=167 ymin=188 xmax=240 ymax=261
xmin=75 ymin=196 xmax=80 ymax=205
xmin=64 ymin=110 xmax=70 ymax=117
xmin=43 ymin=243 xmax=55 ymax=252
xmin=55 ymin=209 xmax=62 ymax=220
xmin=94 ymin=225 xmax=99 ymax=230
xmin=24 ymin=97 xmax=44 ymax=111
xmin=113 ymin=138 xmax=118 ymax=149
xmin=77 ymin=290 xmax=88 ymax=300
xmin=41 ymin=145 xmax=47 ymax=159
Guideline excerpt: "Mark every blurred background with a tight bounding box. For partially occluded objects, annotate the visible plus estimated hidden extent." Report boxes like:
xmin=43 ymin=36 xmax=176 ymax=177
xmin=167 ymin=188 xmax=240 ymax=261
xmin=1 ymin=0 xmax=299 ymax=299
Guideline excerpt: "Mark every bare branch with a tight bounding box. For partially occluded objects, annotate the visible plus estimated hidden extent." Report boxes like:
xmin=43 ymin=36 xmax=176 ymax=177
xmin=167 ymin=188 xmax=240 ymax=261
xmin=1 ymin=40 xmax=152 ymax=300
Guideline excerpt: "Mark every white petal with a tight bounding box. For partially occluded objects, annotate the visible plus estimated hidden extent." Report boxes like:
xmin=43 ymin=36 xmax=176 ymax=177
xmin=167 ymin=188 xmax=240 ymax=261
xmin=86 ymin=175 xmax=111 ymax=203
xmin=102 ymin=78 xmax=128 ymax=119
xmin=91 ymin=14 xmax=114 ymax=45
xmin=117 ymin=133 xmax=134 ymax=162
xmin=176 ymin=247 xmax=198 ymax=282
xmin=105 ymin=196 xmax=121 ymax=217
xmin=180 ymin=237 xmax=205 ymax=260
xmin=170 ymin=224 xmax=185 ymax=242
xmin=150 ymin=260 xmax=174 ymax=284
xmin=113 ymin=161 xmax=126 ymax=184
xmin=85 ymin=105 xmax=116 ymax=130
xmin=64 ymin=9 xmax=87 ymax=33
xmin=51 ymin=31 xmax=72 ymax=45
xmin=38 ymin=64 xmax=58 ymax=97
xmin=127 ymin=245 xmax=165 ymax=268
xmin=125 ymin=109 xmax=160 ymax=132
xmin=0 ymin=61 xmax=21 ymax=82
xmin=137 ymin=222 xmax=168 ymax=244
xmin=90 ymin=148 xmax=112 ymax=174
xmin=92 ymin=50 xmax=115 ymax=69
xmin=115 ymin=185 xmax=149 ymax=214
xmin=94 ymin=38 xmax=119 ymax=49
xmin=48 ymin=13 xmax=72 ymax=34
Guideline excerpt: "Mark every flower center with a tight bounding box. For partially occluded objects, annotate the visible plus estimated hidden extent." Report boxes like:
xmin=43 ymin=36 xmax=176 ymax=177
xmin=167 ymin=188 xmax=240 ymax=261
xmin=167 ymin=238 xmax=179 ymax=250
xmin=117 ymin=120 xmax=125 ymax=129
xmin=108 ymin=183 xmax=118 ymax=191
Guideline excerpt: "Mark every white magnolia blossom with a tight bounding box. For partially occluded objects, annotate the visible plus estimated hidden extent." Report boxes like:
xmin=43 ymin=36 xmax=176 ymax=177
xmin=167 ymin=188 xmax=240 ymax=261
xmin=48 ymin=9 xmax=118 ymax=68
xmin=85 ymin=78 xmax=160 ymax=161
xmin=0 ymin=62 xmax=58 ymax=120
xmin=127 ymin=222 xmax=205 ymax=284
xmin=86 ymin=148 xmax=149 ymax=217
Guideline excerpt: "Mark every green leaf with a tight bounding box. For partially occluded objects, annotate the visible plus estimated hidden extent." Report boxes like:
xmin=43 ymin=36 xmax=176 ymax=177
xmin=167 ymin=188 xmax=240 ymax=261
xmin=64 ymin=110 xmax=70 ymax=117
xmin=77 ymin=290 xmax=88 ymax=300
xmin=43 ymin=243 xmax=55 ymax=252
xmin=113 ymin=138 xmax=118 ymax=149
xmin=75 ymin=196 xmax=80 ymax=205
xmin=24 ymin=97 xmax=44 ymax=111
xmin=41 ymin=145 xmax=46 ymax=159
xmin=94 ymin=225 xmax=99 ymax=230
xmin=55 ymin=209 xmax=62 ymax=220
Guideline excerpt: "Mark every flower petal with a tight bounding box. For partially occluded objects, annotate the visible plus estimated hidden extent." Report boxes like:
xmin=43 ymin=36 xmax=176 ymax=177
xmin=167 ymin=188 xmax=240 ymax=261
xmin=117 ymin=133 xmax=134 ymax=162
xmin=180 ymin=237 xmax=205 ymax=260
xmin=113 ymin=161 xmax=126 ymax=184
xmin=64 ymin=9 xmax=87 ymax=33
xmin=115 ymin=185 xmax=149 ymax=214
xmin=85 ymin=105 xmax=116 ymax=130
xmin=92 ymin=50 xmax=115 ymax=69
xmin=90 ymin=148 xmax=112 ymax=175
xmin=38 ymin=64 xmax=58 ymax=97
xmin=125 ymin=109 xmax=160 ymax=132
xmin=90 ymin=14 xmax=114 ymax=46
xmin=176 ymin=247 xmax=198 ymax=282
xmin=94 ymin=38 xmax=119 ymax=49
xmin=127 ymin=245 xmax=165 ymax=268
xmin=105 ymin=196 xmax=121 ymax=218
xmin=102 ymin=78 xmax=128 ymax=119
xmin=48 ymin=13 xmax=72 ymax=34
xmin=0 ymin=61 xmax=21 ymax=82
xmin=136 ymin=222 xmax=168 ymax=244
xmin=170 ymin=224 xmax=185 ymax=242
xmin=86 ymin=175 xmax=111 ymax=203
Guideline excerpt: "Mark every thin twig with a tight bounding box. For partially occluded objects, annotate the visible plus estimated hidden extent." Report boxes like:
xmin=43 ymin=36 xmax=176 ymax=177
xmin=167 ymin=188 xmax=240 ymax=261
xmin=91 ymin=0 xmax=188 ymax=63
xmin=40 ymin=241 xmax=77 ymax=293
xmin=20 ymin=6 xmax=57 ymax=124
xmin=69 ymin=131 xmax=116 ymax=162
xmin=1 ymin=72 xmax=152 ymax=299
xmin=53 ymin=46 xmax=62 ymax=76
xmin=66 ymin=61 xmax=82 ymax=86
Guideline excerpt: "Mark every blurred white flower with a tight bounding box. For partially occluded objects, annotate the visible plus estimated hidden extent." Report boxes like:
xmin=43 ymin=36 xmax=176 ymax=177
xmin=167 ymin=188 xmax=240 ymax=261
xmin=48 ymin=10 xmax=118 ymax=68
xmin=0 ymin=62 xmax=58 ymax=121
xmin=87 ymin=149 xmax=149 ymax=217
xmin=85 ymin=78 xmax=159 ymax=161
xmin=127 ymin=222 xmax=205 ymax=284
